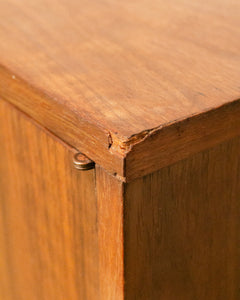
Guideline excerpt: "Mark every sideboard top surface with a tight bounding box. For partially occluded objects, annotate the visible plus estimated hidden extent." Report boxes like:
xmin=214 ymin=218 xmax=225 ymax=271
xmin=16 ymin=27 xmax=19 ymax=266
xmin=0 ymin=0 xmax=240 ymax=181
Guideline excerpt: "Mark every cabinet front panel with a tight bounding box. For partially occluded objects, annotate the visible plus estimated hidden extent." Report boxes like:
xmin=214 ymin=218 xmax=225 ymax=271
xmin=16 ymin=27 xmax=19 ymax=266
xmin=125 ymin=137 xmax=240 ymax=300
xmin=0 ymin=101 xmax=99 ymax=300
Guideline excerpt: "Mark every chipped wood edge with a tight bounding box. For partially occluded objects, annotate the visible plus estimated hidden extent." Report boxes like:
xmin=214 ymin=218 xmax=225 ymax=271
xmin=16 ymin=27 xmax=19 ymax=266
xmin=1 ymin=64 xmax=240 ymax=183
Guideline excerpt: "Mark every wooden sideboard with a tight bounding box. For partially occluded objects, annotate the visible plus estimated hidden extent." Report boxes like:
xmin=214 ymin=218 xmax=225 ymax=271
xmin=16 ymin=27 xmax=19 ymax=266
xmin=0 ymin=0 xmax=240 ymax=299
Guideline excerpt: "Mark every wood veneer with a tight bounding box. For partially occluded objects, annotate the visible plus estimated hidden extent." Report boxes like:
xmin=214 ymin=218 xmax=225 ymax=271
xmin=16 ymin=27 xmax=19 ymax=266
xmin=0 ymin=0 xmax=240 ymax=180
xmin=0 ymin=0 xmax=240 ymax=299
xmin=0 ymin=101 xmax=99 ymax=300
xmin=125 ymin=136 xmax=240 ymax=299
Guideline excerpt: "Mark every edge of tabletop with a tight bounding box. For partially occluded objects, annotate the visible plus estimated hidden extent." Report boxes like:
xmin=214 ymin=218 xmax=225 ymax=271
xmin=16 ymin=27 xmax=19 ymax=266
xmin=1 ymin=64 xmax=240 ymax=183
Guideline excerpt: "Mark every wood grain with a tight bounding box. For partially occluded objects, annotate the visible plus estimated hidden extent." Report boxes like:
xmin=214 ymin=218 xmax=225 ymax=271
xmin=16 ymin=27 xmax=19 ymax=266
xmin=125 ymin=135 xmax=240 ymax=299
xmin=0 ymin=0 xmax=240 ymax=180
xmin=126 ymin=99 xmax=240 ymax=181
xmin=1 ymin=99 xmax=240 ymax=299
xmin=0 ymin=100 xmax=99 ymax=300
xmin=96 ymin=166 xmax=124 ymax=300
xmin=0 ymin=66 xmax=124 ymax=178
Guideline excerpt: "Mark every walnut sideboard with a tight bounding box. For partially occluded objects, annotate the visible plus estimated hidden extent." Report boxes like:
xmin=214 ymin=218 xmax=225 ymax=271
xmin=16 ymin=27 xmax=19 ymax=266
xmin=0 ymin=0 xmax=240 ymax=299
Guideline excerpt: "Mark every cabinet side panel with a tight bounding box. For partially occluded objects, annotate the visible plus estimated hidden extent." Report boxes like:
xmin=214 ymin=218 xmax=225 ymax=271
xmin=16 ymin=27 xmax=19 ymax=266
xmin=125 ymin=136 xmax=240 ymax=300
xmin=96 ymin=166 xmax=124 ymax=300
xmin=0 ymin=101 xmax=99 ymax=300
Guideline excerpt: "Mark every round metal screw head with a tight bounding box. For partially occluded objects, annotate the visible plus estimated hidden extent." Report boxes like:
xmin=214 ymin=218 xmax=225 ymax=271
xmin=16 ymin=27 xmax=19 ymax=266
xmin=73 ymin=152 xmax=95 ymax=170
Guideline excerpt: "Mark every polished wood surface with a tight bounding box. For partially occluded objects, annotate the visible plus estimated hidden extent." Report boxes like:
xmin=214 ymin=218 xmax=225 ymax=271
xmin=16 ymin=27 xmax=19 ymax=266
xmin=1 ymin=100 xmax=240 ymax=299
xmin=1 ymin=1 xmax=240 ymax=298
xmin=125 ymin=136 xmax=240 ymax=299
xmin=0 ymin=101 xmax=99 ymax=300
xmin=126 ymin=100 xmax=240 ymax=180
xmin=96 ymin=166 xmax=124 ymax=300
xmin=0 ymin=0 xmax=240 ymax=180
